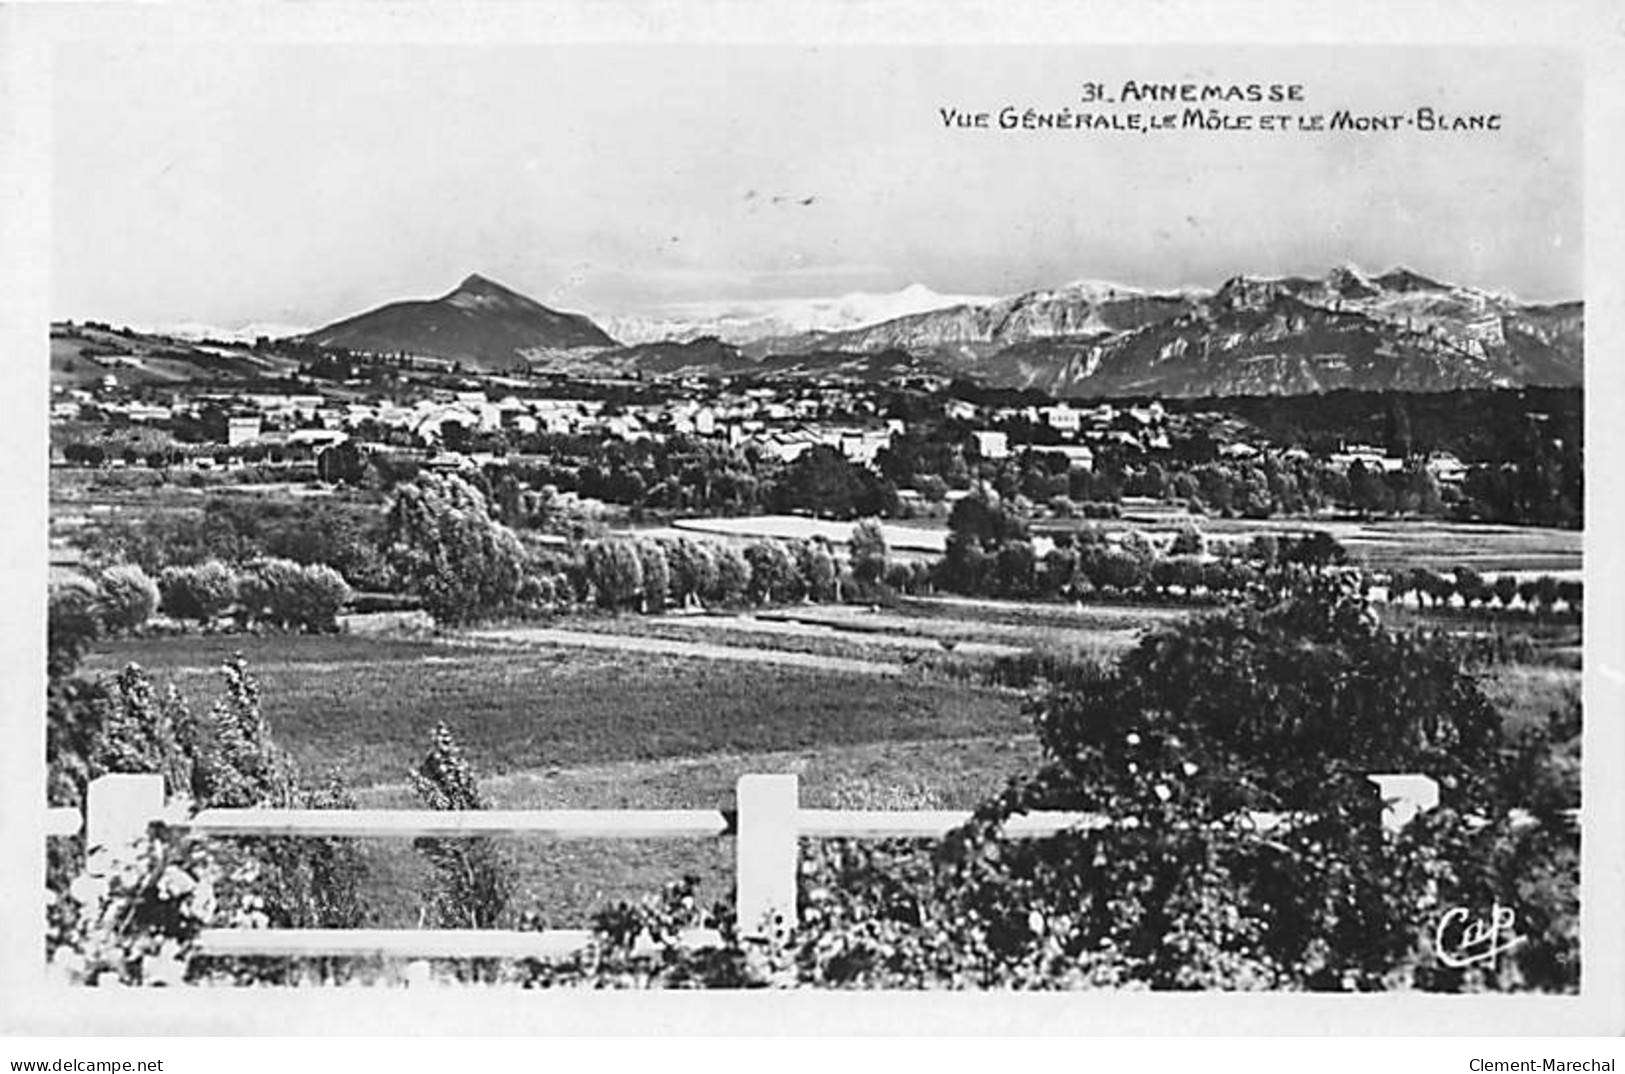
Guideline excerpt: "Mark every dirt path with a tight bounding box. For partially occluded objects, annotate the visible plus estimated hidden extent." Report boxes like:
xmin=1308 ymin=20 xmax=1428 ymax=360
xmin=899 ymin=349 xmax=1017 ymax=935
xmin=642 ymin=612 xmax=1027 ymax=658
xmin=463 ymin=624 xmax=911 ymax=676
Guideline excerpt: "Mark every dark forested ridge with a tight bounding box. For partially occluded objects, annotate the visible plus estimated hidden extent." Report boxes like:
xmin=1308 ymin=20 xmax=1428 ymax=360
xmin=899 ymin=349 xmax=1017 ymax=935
xmin=1156 ymin=387 xmax=1582 ymax=464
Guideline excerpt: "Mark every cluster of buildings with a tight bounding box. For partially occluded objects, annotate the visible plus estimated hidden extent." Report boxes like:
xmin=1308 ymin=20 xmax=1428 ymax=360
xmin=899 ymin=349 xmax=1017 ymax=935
xmin=54 ymin=359 xmax=1475 ymax=490
xmin=957 ymin=400 xmax=1177 ymax=470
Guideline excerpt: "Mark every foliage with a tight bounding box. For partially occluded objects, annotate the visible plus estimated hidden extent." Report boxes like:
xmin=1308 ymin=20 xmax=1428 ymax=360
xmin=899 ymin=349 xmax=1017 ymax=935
xmin=743 ymin=540 xmax=802 ymax=604
xmin=794 ymin=538 xmax=840 ymax=602
xmin=583 ymin=539 xmax=645 ymax=611
xmin=159 ymin=560 xmax=239 ymax=625
xmin=658 ymin=537 xmax=707 ymax=607
xmin=49 ymin=576 xmax=106 ymax=680
xmin=47 ymin=831 xmax=238 ymax=987
xmin=384 ymin=472 xmax=526 ymax=625
xmin=1169 ymin=522 xmax=1206 ymax=557
xmin=848 ymin=518 xmax=890 ymax=586
xmin=940 ymin=485 xmax=1030 ymax=595
xmin=635 ymin=539 xmax=672 ymax=612
xmin=772 ymin=573 xmax=1571 ymax=991
xmin=78 ymin=495 xmax=393 ymax=590
xmin=711 ymin=543 xmax=752 ymax=606
xmin=773 ymin=444 xmax=898 ymax=520
xmin=46 ymin=639 xmax=371 ymax=976
xmin=409 ymin=722 xmax=515 ymax=930
xmin=236 ymin=558 xmax=352 ymax=632
xmin=97 ymin=564 xmax=159 ymax=634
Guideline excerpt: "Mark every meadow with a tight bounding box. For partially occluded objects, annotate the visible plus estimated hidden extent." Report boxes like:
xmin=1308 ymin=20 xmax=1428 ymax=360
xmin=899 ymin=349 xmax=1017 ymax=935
xmin=79 ymin=578 xmax=1578 ymax=927
xmin=85 ymin=627 xmax=1039 ymax=924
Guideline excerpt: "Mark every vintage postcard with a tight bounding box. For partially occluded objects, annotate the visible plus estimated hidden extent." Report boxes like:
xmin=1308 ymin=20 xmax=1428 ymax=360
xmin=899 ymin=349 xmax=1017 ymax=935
xmin=2 ymin=0 xmax=1621 ymax=1042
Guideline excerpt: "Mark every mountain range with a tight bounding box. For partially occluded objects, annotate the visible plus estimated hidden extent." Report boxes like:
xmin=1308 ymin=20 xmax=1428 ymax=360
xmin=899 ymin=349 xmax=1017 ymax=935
xmin=595 ymin=283 xmax=996 ymax=346
xmin=293 ymin=266 xmax=1582 ymax=397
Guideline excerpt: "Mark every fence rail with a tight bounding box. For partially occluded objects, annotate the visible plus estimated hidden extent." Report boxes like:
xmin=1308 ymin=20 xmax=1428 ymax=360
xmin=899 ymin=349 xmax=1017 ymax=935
xmin=192 ymin=927 xmax=723 ymax=961
xmin=177 ymin=808 xmax=734 ymax=840
xmin=48 ymin=770 xmax=1440 ymax=970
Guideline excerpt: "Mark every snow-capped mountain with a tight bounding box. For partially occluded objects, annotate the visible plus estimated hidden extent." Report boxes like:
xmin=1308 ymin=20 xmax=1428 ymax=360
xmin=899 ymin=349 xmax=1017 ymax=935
xmin=742 ymin=278 xmax=1203 ymax=358
xmin=595 ymin=283 xmax=994 ymax=346
xmin=128 ymin=320 xmax=311 ymax=344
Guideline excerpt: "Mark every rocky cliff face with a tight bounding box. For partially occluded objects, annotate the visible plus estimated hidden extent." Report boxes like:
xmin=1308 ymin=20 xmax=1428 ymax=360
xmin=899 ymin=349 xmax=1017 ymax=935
xmin=744 ymin=281 xmax=1200 ymax=359
xmin=744 ymin=266 xmax=1581 ymax=397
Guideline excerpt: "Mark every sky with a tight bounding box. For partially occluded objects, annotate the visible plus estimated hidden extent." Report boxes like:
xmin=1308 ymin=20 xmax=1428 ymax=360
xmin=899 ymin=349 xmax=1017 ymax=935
xmin=51 ymin=44 xmax=1582 ymax=329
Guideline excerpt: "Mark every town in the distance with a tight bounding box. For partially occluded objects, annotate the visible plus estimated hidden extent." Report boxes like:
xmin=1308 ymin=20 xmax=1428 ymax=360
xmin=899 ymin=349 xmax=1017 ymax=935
xmin=45 ymin=259 xmax=1583 ymax=992
xmin=52 ymin=263 xmax=1581 ymax=540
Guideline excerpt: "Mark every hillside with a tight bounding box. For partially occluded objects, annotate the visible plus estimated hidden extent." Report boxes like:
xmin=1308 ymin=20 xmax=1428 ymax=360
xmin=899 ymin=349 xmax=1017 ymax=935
xmin=301 ymin=274 xmax=618 ymax=372
xmin=50 ymin=322 xmax=304 ymax=389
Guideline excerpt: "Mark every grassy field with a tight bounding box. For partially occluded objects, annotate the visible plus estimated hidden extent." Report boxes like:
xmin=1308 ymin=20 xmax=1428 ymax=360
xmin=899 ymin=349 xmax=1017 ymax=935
xmin=79 ymin=583 xmax=1579 ymax=928
xmin=85 ymin=627 xmax=1036 ymax=927
xmin=348 ymin=734 xmax=1044 ymax=926
xmin=85 ymin=633 xmax=1030 ymax=791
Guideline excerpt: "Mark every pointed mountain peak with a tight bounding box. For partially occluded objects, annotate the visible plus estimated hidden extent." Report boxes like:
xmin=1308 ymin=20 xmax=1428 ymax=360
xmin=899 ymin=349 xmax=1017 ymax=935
xmin=455 ymin=273 xmax=510 ymax=294
xmin=302 ymin=272 xmax=616 ymax=368
xmin=445 ymin=272 xmax=539 ymax=312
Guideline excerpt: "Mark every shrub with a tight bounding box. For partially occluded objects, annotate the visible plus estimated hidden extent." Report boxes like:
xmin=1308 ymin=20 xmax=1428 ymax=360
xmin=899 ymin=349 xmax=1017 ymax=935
xmin=49 ymin=576 xmax=105 ymax=680
xmin=1085 ymin=548 xmax=1146 ymax=593
xmin=384 ymin=473 xmax=526 ymax=625
xmin=711 ymin=544 xmax=752 ymax=606
xmin=1169 ymin=523 xmax=1206 ymax=557
xmin=47 ymin=658 xmax=370 ymax=981
xmin=663 ymin=538 xmax=718 ymax=608
xmin=744 ymin=540 xmax=802 ymax=604
xmin=98 ymin=564 xmax=159 ymax=635
xmin=515 ymin=572 xmax=557 ymax=613
xmin=849 ymin=519 xmax=890 ymax=586
xmin=159 ymin=561 xmax=239 ymax=626
xmin=795 ymin=540 xmax=840 ymax=602
xmin=584 ymin=540 xmax=644 ymax=611
xmin=410 ymin=722 xmax=514 ymax=930
xmin=634 ymin=539 xmax=671 ymax=612
xmin=992 ymin=539 xmax=1039 ymax=597
xmin=238 ymin=558 xmax=351 ymax=632
xmin=764 ymin=573 xmax=1576 ymax=991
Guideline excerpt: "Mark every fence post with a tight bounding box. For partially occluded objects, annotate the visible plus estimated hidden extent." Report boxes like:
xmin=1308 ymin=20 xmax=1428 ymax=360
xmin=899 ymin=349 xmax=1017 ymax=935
xmin=736 ymin=774 xmax=799 ymax=936
xmin=1366 ymin=773 xmax=1439 ymax=833
xmin=86 ymin=773 xmax=167 ymax=859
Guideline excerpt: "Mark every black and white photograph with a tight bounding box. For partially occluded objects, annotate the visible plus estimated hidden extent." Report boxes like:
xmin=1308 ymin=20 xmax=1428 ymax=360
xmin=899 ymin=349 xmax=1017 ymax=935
xmin=3 ymin=0 xmax=1623 ymax=1049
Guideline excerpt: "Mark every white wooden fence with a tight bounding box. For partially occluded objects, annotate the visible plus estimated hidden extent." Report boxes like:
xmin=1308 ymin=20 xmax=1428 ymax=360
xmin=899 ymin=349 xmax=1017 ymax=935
xmin=45 ymin=771 xmax=1439 ymax=964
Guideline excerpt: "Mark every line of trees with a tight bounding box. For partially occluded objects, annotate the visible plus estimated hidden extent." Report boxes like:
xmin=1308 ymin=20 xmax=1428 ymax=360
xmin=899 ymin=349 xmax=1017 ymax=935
xmin=937 ymin=487 xmax=1349 ymax=604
